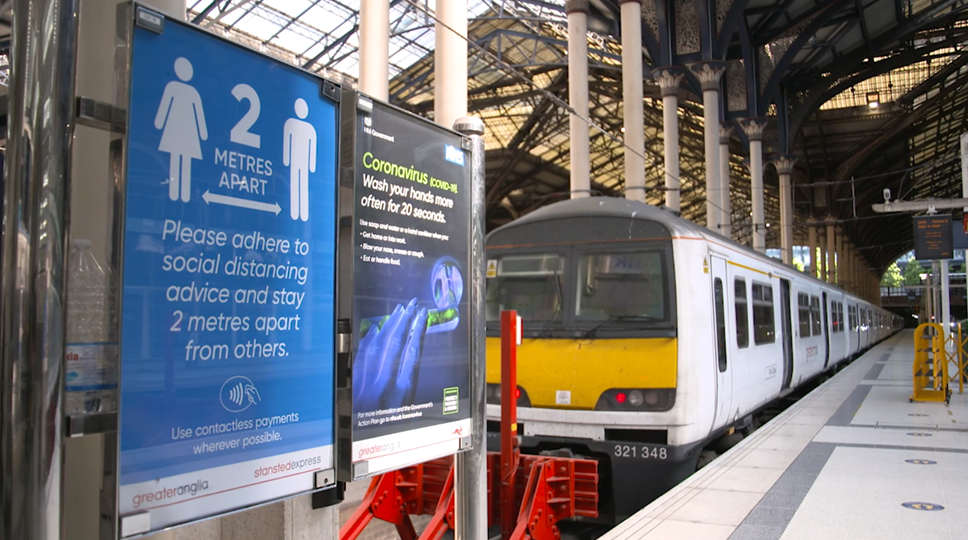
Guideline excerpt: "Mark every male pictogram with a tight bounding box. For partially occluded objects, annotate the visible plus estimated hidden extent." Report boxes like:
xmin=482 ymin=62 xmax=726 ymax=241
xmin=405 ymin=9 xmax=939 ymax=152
xmin=283 ymin=98 xmax=317 ymax=221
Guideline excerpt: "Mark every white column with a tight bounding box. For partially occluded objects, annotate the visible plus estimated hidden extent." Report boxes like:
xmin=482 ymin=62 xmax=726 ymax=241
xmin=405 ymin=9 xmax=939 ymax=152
xmin=621 ymin=0 xmax=645 ymax=202
xmin=654 ymin=68 xmax=684 ymax=212
xmin=741 ymin=119 xmax=767 ymax=252
xmin=819 ymin=231 xmax=827 ymax=281
xmin=835 ymin=228 xmax=844 ymax=286
xmin=773 ymin=155 xmax=796 ymax=265
xmin=961 ymin=133 xmax=968 ymax=238
xmin=843 ymin=243 xmax=852 ymax=292
xmin=360 ymin=0 xmax=390 ymax=100
xmin=807 ymin=219 xmax=817 ymax=276
xmin=435 ymin=0 xmax=468 ymax=129
xmin=567 ymin=0 xmax=591 ymax=198
xmin=826 ymin=219 xmax=836 ymax=284
xmin=692 ymin=62 xmax=726 ymax=231
xmin=720 ymin=125 xmax=732 ymax=238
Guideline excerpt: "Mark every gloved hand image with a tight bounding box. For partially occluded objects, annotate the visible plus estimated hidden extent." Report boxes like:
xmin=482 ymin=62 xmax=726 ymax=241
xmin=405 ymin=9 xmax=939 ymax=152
xmin=354 ymin=298 xmax=429 ymax=411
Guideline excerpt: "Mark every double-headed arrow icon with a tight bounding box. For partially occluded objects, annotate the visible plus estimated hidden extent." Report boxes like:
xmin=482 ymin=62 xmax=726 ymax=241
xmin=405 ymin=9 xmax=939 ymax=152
xmin=202 ymin=190 xmax=281 ymax=215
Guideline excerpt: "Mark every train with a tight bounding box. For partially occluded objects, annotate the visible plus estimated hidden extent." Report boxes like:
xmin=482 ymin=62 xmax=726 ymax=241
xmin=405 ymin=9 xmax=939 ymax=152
xmin=483 ymin=197 xmax=902 ymax=524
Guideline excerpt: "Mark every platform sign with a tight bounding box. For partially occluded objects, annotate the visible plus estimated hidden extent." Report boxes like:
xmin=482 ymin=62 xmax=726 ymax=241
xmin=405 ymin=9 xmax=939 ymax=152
xmin=914 ymin=215 xmax=953 ymax=260
xmin=348 ymin=94 xmax=472 ymax=479
xmin=117 ymin=8 xmax=338 ymax=536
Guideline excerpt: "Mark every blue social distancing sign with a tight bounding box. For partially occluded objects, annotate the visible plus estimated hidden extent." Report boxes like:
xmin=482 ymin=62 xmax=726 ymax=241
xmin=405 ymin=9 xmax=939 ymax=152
xmin=119 ymin=11 xmax=337 ymax=534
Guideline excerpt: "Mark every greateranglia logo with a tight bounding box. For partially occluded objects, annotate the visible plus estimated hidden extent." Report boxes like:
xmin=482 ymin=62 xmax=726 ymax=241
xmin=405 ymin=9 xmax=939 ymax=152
xmin=444 ymin=144 xmax=465 ymax=166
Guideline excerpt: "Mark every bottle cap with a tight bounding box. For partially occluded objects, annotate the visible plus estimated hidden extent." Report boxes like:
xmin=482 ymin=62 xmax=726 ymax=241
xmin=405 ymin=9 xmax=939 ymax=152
xmin=72 ymin=238 xmax=92 ymax=249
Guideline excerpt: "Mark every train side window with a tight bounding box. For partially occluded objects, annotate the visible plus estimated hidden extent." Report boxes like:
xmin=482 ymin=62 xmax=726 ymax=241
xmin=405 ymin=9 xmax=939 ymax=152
xmin=849 ymin=305 xmax=857 ymax=331
xmin=798 ymin=293 xmax=811 ymax=337
xmin=833 ymin=302 xmax=842 ymax=333
xmin=810 ymin=296 xmax=822 ymax=335
xmin=752 ymin=282 xmax=775 ymax=344
xmin=714 ymin=278 xmax=727 ymax=372
xmin=735 ymin=278 xmax=749 ymax=348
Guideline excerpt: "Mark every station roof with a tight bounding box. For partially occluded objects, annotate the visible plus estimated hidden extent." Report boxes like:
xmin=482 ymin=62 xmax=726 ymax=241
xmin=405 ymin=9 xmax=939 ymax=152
xmin=157 ymin=1 xmax=968 ymax=272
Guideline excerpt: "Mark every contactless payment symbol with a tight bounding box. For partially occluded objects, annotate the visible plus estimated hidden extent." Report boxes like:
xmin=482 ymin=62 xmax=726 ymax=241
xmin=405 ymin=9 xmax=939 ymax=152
xmin=220 ymin=375 xmax=261 ymax=412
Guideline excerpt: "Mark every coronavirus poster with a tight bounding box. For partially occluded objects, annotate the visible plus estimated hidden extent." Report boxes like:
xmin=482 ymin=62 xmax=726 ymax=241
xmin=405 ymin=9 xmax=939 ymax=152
xmin=350 ymin=95 xmax=472 ymax=478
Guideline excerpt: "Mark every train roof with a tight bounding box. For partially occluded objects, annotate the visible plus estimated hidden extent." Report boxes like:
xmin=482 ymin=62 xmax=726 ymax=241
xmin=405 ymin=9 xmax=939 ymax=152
xmin=490 ymin=197 xmax=704 ymax=236
xmin=487 ymin=196 xmax=893 ymax=311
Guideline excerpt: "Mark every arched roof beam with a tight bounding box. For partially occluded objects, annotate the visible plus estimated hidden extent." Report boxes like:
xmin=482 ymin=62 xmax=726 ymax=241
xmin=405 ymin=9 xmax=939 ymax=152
xmin=788 ymin=21 xmax=968 ymax=139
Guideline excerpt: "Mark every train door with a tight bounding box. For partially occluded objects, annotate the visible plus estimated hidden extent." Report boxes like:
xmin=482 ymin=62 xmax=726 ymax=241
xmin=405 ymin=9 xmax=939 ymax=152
xmin=822 ymin=292 xmax=830 ymax=368
xmin=711 ymin=255 xmax=732 ymax=426
xmin=780 ymin=279 xmax=794 ymax=390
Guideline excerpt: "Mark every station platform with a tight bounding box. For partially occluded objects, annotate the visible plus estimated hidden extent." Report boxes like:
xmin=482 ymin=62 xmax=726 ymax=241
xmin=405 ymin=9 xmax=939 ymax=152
xmin=601 ymin=329 xmax=968 ymax=540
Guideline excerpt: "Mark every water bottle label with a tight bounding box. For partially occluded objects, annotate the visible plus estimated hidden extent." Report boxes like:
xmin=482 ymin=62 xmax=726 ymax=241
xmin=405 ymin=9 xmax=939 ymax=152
xmin=65 ymin=343 xmax=119 ymax=391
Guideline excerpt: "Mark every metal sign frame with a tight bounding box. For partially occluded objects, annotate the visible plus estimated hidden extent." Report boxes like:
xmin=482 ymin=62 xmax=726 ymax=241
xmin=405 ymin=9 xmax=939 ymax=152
xmin=914 ymin=214 xmax=954 ymax=261
xmin=337 ymin=88 xmax=476 ymax=482
xmin=111 ymin=4 xmax=341 ymax=536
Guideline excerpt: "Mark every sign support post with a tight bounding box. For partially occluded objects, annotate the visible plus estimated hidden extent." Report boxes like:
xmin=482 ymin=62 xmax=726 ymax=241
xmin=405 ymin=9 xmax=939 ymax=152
xmin=1 ymin=1 xmax=79 ymax=540
xmin=453 ymin=116 xmax=487 ymax=540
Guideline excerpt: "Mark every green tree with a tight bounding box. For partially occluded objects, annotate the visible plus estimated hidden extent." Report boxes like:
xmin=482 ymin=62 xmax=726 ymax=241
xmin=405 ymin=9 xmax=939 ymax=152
xmin=903 ymin=260 xmax=925 ymax=286
xmin=881 ymin=262 xmax=903 ymax=287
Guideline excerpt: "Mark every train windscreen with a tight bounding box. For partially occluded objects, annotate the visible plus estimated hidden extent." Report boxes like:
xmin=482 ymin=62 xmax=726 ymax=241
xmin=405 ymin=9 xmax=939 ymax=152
xmin=485 ymin=215 xmax=676 ymax=337
xmin=485 ymin=254 xmax=564 ymax=323
xmin=575 ymin=251 xmax=669 ymax=323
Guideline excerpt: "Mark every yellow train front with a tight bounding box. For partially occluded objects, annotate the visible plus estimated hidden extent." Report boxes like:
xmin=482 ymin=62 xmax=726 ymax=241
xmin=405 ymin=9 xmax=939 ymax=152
xmin=484 ymin=197 xmax=694 ymax=525
xmin=484 ymin=197 xmax=899 ymax=525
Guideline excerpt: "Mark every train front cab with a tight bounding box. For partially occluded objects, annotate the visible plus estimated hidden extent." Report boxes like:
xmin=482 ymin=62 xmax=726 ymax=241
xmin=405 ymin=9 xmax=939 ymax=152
xmin=482 ymin=207 xmax=697 ymax=523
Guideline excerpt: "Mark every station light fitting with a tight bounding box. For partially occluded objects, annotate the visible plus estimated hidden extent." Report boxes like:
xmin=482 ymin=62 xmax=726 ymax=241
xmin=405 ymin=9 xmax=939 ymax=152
xmin=866 ymin=91 xmax=880 ymax=109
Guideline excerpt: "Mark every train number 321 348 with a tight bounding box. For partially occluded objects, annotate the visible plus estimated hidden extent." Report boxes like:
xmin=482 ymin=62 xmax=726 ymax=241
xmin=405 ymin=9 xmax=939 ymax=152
xmin=613 ymin=445 xmax=668 ymax=460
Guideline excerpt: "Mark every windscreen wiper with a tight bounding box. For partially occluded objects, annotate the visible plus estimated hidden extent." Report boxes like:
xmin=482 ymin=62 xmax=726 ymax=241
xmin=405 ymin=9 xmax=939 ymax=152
xmin=581 ymin=314 xmax=662 ymax=339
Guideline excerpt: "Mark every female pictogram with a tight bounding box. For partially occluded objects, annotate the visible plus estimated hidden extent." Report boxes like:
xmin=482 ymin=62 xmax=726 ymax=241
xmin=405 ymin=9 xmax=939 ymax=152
xmin=155 ymin=57 xmax=208 ymax=202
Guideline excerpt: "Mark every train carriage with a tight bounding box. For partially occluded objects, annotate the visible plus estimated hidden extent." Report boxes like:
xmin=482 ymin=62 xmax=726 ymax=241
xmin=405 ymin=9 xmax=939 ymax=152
xmin=484 ymin=197 xmax=901 ymax=524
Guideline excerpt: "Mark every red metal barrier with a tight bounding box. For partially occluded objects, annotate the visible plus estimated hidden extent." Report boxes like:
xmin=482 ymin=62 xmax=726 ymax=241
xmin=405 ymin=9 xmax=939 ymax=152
xmin=501 ymin=311 xmax=521 ymax=540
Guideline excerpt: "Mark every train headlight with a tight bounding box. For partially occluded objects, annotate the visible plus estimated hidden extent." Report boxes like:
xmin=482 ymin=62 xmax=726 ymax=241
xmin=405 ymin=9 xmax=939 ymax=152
xmin=486 ymin=383 xmax=532 ymax=407
xmin=595 ymin=388 xmax=675 ymax=411
xmin=486 ymin=383 xmax=501 ymax=404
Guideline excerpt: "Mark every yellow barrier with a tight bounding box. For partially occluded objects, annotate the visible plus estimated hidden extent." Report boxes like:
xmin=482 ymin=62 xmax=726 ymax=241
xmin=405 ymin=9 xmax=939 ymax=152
xmin=911 ymin=323 xmax=949 ymax=404
xmin=953 ymin=325 xmax=968 ymax=394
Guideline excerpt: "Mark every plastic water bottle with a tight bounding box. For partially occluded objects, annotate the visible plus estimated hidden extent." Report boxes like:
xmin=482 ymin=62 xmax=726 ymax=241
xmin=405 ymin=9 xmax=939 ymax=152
xmin=65 ymin=239 xmax=118 ymax=415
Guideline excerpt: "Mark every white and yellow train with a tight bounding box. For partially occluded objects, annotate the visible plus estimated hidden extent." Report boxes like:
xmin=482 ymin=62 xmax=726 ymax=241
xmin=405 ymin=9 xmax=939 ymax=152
xmin=484 ymin=197 xmax=901 ymax=524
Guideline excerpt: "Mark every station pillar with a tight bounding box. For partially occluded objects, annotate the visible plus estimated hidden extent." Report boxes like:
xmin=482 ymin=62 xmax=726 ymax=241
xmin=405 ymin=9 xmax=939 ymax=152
xmin=360 ymin=0 xmax=389 ymax=100
xmin=621 ymin=0 xmax=646 ymax=202
xmin=741 ymin=119 xmax=767 ymax=253
xmin=691 ymin=61 xmax=725 ymax=231
xmin=773 ymin=155 xmax=796 ymax=265
xmin=654 ymin=67 xmax=684 ymax=212
xmin=720 ymin=125 xmax=733 ymax=238
xmin=566 ymin=0 xmax=591 ymax=198
xmin=807 ymin=219 xmax=817 ymax=276
xmin=826 ymin=219 xmax=836 ymax=284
